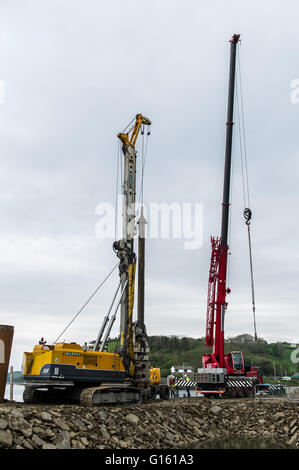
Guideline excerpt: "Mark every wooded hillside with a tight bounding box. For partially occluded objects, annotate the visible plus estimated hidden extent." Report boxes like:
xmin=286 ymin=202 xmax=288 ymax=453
xmin=147 ymin=334 xmax=298 ymax=378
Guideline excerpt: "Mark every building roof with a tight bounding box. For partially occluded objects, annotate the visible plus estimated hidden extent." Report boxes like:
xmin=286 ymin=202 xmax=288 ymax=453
xmin=172 ymin=365 xmax=193 ymax=369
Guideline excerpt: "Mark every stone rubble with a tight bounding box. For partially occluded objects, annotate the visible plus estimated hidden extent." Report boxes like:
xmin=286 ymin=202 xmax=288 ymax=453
xmin=0 ymin=397 xmax=298 ymax=449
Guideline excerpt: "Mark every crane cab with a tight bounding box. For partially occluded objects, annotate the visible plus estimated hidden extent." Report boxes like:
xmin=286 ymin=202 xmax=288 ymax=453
xmin=225 ymin=351 xmax=245 ymax=375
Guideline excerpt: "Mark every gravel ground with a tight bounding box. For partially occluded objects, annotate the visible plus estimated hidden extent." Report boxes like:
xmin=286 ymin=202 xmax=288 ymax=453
xmin=0 ymin=396 xmax=298 ymax=449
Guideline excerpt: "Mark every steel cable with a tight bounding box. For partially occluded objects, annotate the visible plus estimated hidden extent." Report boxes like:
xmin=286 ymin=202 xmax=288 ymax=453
xmin=53 ymin=262 xmax=119 ymax=344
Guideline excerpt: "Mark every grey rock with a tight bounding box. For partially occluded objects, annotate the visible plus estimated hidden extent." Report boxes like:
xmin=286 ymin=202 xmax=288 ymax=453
xmin=9 ymin=415 xmax=32 ymax=438
xmin=126 ymin=413 xmax=139 ymax=425
xmin=72 ymin=418 xmax=86 ymax=429
xmin=0 ymin=419 xmax=8 ymax=430
xmin=165 ymin=432 xmax=175 ymax=441
xmin=108 ymin=418 xmax=117 ymax=427
xmin=287 ymin=432 xmax=298 ymax=445
xmin=13 ymin=437 xmax=24 ymax=446
xmin=53 ymin=417 xmax=70 ymax=431
xmin=100 ymin=424 xmax=110 ymax=440
xmin=110 ymin=435 xmax=120 ymax=445
xmin=11 ymin=409 xmax=24 ymax=418
xmin=0 ymin=429 xmax=13 ymax=448
xmin=55 ymin=431 xmax=71 ymax=449
xmin=71 ymin=439 xmax=86 ymax=449
xmin=210 ymin=406 xmax=222 ymax=414
xmin=192 ymin=426 xmax=203 ymax=438
xmin=42 ymin=443 xmax=57 ymax=449
xmin=81 ymin=436 xmax=89 ymax=447
xmin=118 ymin=439 xmax=128 ymax=448
xmin=39 ymin=411 xmax=53 ymax=422
xmin=33 ymin=425 xmax=48 ymax=437
xmin=31 ymin=434 xmax=48 ymax=448
xmin=273 ymin=412 xmax=285 ymax=420
xmin=98 ymin=411 xmax=107 ymax=421
xmin=48 ymin=410 xmax=61 ymax=417
xmin=22 ymin=439 xmax=34 ymax=450
xmin=45 ymin=428 xmax=56 ymax=439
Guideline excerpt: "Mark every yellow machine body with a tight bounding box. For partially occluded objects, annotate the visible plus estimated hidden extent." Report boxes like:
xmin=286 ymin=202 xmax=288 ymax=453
xmin=22 ymin=343 xmax=127 ymax=384
xmin=149 ymin=367 xmax=161 ymax=386
xmin=23 ymin=342 xmax=161 ymax=386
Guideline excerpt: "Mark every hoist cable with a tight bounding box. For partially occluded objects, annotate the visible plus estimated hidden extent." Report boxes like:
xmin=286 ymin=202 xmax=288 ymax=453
xmin=122 ymin=116 xmax=135 ymax=133
xmin=247 ymin=220 xmax=257 ymax=341
xmin=114 ymin=140 xmax=121 ymax=241
xmin=53 ymin=262 xmax=119 ymax=344
xmin=236 ymin=47 xmax=258 ymax=341
xmin=137 ymin=127 xmax=150 ymax=219
xmin=236 ymin=82 xmax=247 ymax=209
xmin=140 ymin=126 xmax=145 ymax=207
xmin=237 ymin=46 xmax=250 ymax=208
xmin=226 ymin=104 xmax=237 ymax=291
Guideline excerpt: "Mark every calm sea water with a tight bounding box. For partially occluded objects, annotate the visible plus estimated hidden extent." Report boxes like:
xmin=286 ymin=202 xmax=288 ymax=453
xmin=4 ymin=383 xmax=25 ymax=402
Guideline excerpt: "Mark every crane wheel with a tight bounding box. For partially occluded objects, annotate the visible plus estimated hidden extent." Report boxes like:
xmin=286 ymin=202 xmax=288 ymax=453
xmin=23 ymin=386 xmax=38 ymax=404
xmin=149 ymin=387 xmax=157 ymax=400
xmin=159 ymin=385 xmax=170 ymax=400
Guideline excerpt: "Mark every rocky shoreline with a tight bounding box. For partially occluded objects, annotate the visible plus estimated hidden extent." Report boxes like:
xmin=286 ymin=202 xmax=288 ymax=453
xmin=0 ymin=397 xmax=298 ymax=449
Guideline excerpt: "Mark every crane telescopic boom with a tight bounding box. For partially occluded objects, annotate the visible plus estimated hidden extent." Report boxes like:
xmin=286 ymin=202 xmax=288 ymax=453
xmin=204 ymin=34 xmax=240 ymax=370
xmin=195 ymin=35 xmax=262 ymax=398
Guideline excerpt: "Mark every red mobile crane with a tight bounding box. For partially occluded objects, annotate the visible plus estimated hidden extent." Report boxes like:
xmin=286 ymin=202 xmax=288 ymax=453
xmin=195 ymin=35 xmax=262 ymax=398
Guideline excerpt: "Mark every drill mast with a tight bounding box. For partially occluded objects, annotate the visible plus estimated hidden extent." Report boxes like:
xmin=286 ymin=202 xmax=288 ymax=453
xmin=113 ymin=114 xmax=151 ymax=379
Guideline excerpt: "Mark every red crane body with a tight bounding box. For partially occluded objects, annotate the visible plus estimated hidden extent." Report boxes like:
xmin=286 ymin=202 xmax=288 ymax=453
xmin=195 ymin=35 xmax=262 ymax=398
xmin=204 ymin=238 xmax=234 ymax=371
xmin=202 ymin=34 xmax=244 ymax=375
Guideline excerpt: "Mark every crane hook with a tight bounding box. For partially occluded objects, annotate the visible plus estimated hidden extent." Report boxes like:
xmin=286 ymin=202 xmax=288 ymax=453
xmin=243 ymin=207 xmax=252 ymax=225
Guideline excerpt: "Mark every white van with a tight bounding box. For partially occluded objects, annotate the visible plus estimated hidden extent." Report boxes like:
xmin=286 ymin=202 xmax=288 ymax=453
xmin=282 ymin=376 xmax=291 ymax=381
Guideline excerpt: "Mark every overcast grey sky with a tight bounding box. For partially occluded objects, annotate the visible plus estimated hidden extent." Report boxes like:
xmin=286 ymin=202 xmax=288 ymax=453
xmin=0 ymin=0 xmax=299 ymax=369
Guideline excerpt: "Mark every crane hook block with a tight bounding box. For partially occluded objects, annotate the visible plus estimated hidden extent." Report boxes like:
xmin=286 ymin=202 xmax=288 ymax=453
xmin=243 ymin=207 xmax=252 ymax=225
